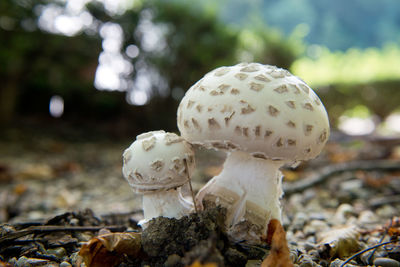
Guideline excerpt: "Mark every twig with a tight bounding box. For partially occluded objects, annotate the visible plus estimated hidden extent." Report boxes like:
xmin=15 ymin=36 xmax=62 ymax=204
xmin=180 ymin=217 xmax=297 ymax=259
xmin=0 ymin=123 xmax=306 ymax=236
xmin=366 ymin=217 xmax=394 ymax=264
xmin=283 ymin=160 xmax=400 ymax=195
xmin=339 ymin=240 xmax=395 ymax=267
xmin=0 ymin=225 xmax=127 ymax=247
xmin=184 ymin=158 xmax=198 ymax=213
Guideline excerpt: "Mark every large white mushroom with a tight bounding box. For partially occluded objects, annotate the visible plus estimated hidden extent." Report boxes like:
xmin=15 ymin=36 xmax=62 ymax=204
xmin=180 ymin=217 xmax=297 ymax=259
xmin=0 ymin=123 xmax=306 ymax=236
xmin=177 ymin=63 xmax=330 ymax=243
xmin=122 ymin=130 xmax=195 ymax=228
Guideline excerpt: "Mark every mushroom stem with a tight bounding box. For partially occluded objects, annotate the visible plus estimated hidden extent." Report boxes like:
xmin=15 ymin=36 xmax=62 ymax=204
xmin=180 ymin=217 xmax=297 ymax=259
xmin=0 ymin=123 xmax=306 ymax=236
xmin=196 ymin=150 xmax=284 ymax=243
xmin=140 ymin=187 xmax=193 ymax=227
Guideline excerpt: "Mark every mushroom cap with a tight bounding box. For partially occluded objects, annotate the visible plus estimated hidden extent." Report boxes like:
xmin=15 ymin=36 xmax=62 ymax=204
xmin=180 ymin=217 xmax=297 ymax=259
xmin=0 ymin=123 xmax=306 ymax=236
xmin=122 ymin=130 xmax=195 ymax=193
xmin=177 ymin=63 xmax=330 ymax=162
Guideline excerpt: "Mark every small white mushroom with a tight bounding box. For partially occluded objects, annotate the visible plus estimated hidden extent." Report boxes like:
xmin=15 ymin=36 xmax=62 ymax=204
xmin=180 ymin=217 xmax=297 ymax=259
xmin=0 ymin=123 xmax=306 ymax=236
xmin=177 ymin=63 xmax=330 ymax=244
xmin=122 ymin=130 xmax=195 ymax=228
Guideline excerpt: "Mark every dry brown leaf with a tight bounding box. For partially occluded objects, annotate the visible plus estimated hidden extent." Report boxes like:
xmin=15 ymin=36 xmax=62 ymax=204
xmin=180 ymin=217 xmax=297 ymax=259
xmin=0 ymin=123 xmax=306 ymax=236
xmin=261 ymin=219 xmax=294 ymax=267
xmin=79 ymin=232 xmax=141 ymax=267
xmin=188 ymin=260 xmax=218 ymax=267
xmin=16 ymin=163 xmax=54 ymax=180
xmin=317 ymin=225 xmax=360 ymax=259
xmin=282 ymin=170 xmax=300 ymax=182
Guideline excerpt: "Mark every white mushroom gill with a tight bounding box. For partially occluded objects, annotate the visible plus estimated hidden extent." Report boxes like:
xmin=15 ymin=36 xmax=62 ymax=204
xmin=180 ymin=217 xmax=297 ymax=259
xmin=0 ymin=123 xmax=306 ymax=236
xmin=177 ymin=63 xmax=330 ymax=244
xmin=122 ymin=130 xmax=195 ymax=228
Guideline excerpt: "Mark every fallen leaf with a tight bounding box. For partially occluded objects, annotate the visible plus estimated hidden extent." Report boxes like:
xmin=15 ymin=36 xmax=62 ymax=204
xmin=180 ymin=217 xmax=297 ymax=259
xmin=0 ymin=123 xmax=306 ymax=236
xmin=282 ymin=170 xmax=300 ymax=182
xmin=14 ymin=184 xmax=28 ymax=195
xmin=188 ymin=260 xmax=218 ymax=267
xmin=317 ymin=226 xmax=360 ymax=259
xmin=0 ymin=164 xmax=13 ymax=182
xmin=79 ymin=232 xmax=142 ymax=267
xmin=261 ymin=219 xmax=294 ymax=267
xmin=16 ymin=163 xmax=54 ymax=180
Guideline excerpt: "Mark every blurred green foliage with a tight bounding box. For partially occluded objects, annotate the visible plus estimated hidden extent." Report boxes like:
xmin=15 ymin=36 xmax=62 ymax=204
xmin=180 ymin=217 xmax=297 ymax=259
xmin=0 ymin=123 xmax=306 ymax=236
xmin=292 ymin=44 xmax=400 ymax=86
xmin=0 ymin=0 xmax=299 ymax=132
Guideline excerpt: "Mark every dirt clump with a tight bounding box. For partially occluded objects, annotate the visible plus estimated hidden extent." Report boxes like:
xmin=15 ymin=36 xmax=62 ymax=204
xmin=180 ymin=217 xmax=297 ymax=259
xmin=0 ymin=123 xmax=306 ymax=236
xmin=141 ymin=207 xmax=253 ymax=266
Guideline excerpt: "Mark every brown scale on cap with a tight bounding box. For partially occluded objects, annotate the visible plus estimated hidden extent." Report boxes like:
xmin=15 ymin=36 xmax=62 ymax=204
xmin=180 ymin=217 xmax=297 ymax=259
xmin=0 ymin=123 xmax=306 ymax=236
xmin=240 ymin=100 xmax=256 ymax=114
xmin=268 ymin=105 xmax=280 ymax=117
xmin=142 ymin=137 xmax=156 ymax=151
xmin=287 ymin=139 xmax=297 ymax=146
xmin=150 ymin=159 xmax=164 ymax=172
xmin=274 ymin=85 xmax=289 ymax=94
xmin=303 ymin=103 xmax=314 ymax=111
xmin=265 ymin=130 xmax=273 ymax=138
xmin=214 ymin=67 xmax=230 ymax=76
xmin=276 ymin=138 xmax=284 ymax=147
xmin=235 ymin=126 xmax=242 ymax=136
xmin=240 ymin=64 xmax=260 ymax=72
xmin=234 ymin=73 xmax=248 ymax=80
xmin=250 ymin=82 xmax=264 ymax=92
xmin=292 ymin=85 xmax=301 ymax=94
xmin=164 ymin=133 xmax=183 ymax=145
xmin=183 ymin=120 xmax=190 ymax=129
xmin=187 ymin=100 xmax=195 ymax=109
xmin=318 ymin=129 xmax=328 ymax=144
xmin=287 ymin=121 xmax=296 ymax=128
xmin=304 ymin=124 xmax=314 ymax=136
xmin=270 ymin=70 xmax=286 ymax=78
xmin=195 ymin=104 xmax=203 ymax=113
xmin=208 ymin=118 xmax=221 ymax=130
xmin=254 ymin=74 xmax=271 ymax=82
xmin=230 ymin=88 xmax=240 ymax=95
xmin=191 ymin=118 xmax=201 ymax=131
xmin=299 ymin=84 xmax=310 ymax=94
xmin=254 ymin=125 xmax=261 ymax=137
xmin=285 ymin=101 xmax=296 ymax=109
xmin=224 ymin=111 xmax=235 ymax=126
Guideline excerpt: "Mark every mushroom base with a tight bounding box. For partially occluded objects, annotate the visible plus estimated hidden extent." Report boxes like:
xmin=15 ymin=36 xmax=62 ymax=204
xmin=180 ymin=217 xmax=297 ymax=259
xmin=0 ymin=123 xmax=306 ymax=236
xmin=140 ymin=187 xmax=193 ymax=228
xmin=196 ymin=150 xmax=284 ymax=244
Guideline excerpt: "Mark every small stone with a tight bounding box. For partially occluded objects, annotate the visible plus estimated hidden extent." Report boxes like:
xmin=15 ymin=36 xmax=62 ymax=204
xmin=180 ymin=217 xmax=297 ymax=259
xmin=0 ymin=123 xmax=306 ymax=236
xmin=376 ymin=205 xmax=397 ymax=218
xmin=329 ymin=258 xmax=358 ymax=267
xmin=8 ymin=257 xmax=17 ymax=266
xmin=298 ymin=254 xmax=316 ymax=267
xmin=17 ymin=256 xmax=49 ymax=267
xmin=164 ymin=254 xmax=182 ymax=267
xmin=357 ymin=210 xmax=379 ymax=225
xmin=373 ymin=257 xmax=400 ymax=267
xmin=291 ymin=212 xmax=308 ymax=231
xmin=60 ymin=262 xmax=72 ymax=267
xmin=303 ymin=242 xmax=316 ymax=251
xmin=47 ymin=247 xmax=67 ymax=258
xmin=333 ymin=203 xmax=355 ymax=224
xmin=304 ymin=220 xmax=329 ymax=235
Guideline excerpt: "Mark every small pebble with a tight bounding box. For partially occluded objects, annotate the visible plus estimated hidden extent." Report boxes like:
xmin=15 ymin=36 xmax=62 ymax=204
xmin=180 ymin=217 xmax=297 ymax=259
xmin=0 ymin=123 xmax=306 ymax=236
xmin=357 ymin=210 xmax=378 ymax=225
xmin=374 ymin=257 xmax=400 ymax=267
xmin=333 ymin=203 xmax=355 ymax=224
xmin=47 ymin=247 xmax=67 ymax=258
xmin=60 ymin=261 xmax=72 ymax=267
xmin=298 ymin=254 xmax=316 ymax=267
xmin=329 ymin=258 xmax=358 ymax=267
xmin=304 ymin=220 xmax=329 ymax=235
xmin=17 ymin=256 xmax=49 ymax=267
xmin=376 ymin=205 xmax=397 ymax=218
xmin=291 ymin=212 xmax=308 ymax=230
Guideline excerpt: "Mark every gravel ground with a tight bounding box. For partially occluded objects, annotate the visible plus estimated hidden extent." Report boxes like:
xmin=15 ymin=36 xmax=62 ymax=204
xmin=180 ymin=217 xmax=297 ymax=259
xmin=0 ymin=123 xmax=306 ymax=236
xmin=1 ymin=127 xmax=400 ymax=266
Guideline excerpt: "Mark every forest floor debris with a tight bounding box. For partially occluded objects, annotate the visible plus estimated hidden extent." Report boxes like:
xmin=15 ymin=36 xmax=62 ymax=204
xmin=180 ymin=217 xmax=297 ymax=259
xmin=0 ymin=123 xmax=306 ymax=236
xmin=0 ymin=128 xmax=400 ymax=266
